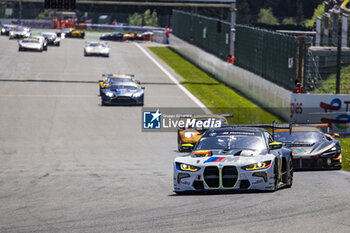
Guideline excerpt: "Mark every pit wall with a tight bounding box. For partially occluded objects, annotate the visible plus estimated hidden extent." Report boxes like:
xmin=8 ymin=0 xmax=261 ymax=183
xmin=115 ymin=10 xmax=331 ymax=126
xmin=170 ymin=35 xmax=291 ymax=121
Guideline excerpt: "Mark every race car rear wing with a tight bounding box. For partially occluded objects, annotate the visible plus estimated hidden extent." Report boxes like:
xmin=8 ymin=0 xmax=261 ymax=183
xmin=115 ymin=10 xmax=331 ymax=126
xmin=222 ymin=122 xmax=293 ymax=138
xmin=101 ymin=74 xmax=135 ymax=78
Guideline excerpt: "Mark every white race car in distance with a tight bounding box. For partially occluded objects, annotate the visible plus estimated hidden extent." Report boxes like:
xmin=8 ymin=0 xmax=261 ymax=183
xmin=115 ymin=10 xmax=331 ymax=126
xmin=84 ymin=41 xmax=110 ymax=57
xmin=18 ymin=38 xmax=44 ymax=52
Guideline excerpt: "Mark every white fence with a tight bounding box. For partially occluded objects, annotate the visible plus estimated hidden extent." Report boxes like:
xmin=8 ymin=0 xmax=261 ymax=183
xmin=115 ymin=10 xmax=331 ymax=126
xmin=170 ymin=35 xmax=292 ymax=120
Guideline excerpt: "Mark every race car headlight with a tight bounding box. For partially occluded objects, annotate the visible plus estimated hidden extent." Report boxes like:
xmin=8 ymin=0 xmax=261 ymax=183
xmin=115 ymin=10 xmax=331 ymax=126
xmin=133 ymin=91 xmax=143 ymax=98
xmin=242 ymin=160 xmax=271 ymax=171
xmin=1 ymin=28 xmax=5 ymax=32
xmin=184 ymin=132 xmax=193 ymax=138
xmin=176 ymin=162 xmax=200 ymax=172
xmin=105 ymin=91 xmax=114 ymax=97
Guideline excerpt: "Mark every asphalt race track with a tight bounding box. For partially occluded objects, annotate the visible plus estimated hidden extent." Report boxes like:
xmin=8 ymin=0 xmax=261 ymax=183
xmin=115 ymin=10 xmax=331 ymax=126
xmin=0 ymin=33 xmax=350 ymax=233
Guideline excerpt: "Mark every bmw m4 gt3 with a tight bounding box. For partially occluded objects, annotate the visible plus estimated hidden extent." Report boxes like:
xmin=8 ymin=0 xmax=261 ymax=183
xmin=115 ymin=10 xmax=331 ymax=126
xmin=174 ymin=126 xmax=293 ymax=194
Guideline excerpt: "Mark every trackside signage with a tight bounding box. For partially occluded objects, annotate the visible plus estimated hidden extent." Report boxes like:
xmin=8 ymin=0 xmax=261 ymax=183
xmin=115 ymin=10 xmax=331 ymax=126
xmin=290 ymin=94 xmax=350 ymax=135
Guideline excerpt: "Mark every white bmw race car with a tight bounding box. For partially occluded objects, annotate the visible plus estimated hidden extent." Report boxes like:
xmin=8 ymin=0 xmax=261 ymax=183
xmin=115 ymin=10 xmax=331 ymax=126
xmin=84 ymin=41 xmax=110 ymax=57
xmin=174 ymin=125 xmax=293 ymax=194
xmin=18 ymin=38 xmax=44 ymax=52
xmin=9 ymin=26 xmax=31 ymax=39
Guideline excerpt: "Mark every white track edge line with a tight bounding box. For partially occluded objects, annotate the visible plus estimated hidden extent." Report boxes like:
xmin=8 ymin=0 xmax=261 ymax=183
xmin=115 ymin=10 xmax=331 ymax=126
xmin=134 ymin=43 xmax=211 ymax=114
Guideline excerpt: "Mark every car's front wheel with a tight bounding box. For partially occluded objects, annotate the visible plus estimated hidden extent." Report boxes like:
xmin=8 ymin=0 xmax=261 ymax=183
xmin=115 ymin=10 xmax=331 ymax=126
xmin=270 ymin=160 xmax=279 ymax=192
xmin=177 ymin=138 xmax=183 ymax=152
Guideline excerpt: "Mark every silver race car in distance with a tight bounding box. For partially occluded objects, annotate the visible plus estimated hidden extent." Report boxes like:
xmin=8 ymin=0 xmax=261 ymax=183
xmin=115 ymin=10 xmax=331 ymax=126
xmin=84 ymin=41 xmax=110 ymax=57
xmin=18 ymin=38 xmax=44 ymax=52
xmin=41 ymin=32 xmax=60 ymax=46
xmin=174 ymin=125 xmax=293 ymax=194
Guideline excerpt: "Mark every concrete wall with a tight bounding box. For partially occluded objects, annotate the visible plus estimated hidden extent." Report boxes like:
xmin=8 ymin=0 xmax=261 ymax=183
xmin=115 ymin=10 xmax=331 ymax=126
xmin=170 ymin=35 xmax=292 ymax=121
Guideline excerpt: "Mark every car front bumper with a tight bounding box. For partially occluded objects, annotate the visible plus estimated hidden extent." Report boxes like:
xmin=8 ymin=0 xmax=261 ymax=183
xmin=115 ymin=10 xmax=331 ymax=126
xmin=173 ymin=164 xmax=276 ymax=193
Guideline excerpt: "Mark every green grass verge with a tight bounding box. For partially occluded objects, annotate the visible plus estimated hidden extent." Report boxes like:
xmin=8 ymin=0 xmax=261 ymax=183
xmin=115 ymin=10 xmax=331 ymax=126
xmin=338 ymin=138 xmax=350 ymax=171
xmin=149 ymin=46 xmax=350 ymax=171
xmin=312 ymin=65 xmax=350 ymax=94
xmin=149 ymin=47 xmax=278 ymax=124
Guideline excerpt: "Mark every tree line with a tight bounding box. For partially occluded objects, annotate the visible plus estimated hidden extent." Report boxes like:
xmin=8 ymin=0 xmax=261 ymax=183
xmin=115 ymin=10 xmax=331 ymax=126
xmin=237 ymin=0 xmax=324 ymax=25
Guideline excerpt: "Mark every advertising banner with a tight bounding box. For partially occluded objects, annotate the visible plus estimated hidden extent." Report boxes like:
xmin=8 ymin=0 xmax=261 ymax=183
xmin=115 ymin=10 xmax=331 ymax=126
xmin=0 ymin=18 xmax=54 ymax=29
xmin=290 ymin=94 xmax=350 ymax=135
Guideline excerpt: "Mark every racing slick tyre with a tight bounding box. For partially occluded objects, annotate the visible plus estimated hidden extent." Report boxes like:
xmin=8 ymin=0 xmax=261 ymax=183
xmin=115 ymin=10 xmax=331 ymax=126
xmin=177 ymin=138 xmax=183 ymax=152
xmin=285 ymin=156 xmax=293 ymax=188
xmin=101 ymin=99 xmax=106 ymax=106
xmin=269 ymin=160 xmax=279 ymax=192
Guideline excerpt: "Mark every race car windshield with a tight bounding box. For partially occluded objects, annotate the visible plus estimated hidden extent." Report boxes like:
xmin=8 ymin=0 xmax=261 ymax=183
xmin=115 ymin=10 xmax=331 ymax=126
xmin=110 ymin=85 xmax=138 ymax=91
xmin=12 ymin=28 xmax=24 ymax=32
xmin=274 ymin=131 xmax=324 ymax=143
xmin=109 ymin=78 xmax=131 ymax=82
xmin=196 ymin=135 xmax=265 ymax=151
xmin=22 ymin=40 xmax=39 ymax=43
xmin=89 ymin=43 xmax=105 ymax=47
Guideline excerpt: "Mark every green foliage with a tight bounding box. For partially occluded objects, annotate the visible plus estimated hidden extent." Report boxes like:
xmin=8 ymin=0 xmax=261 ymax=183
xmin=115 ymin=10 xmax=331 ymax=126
xmin=128 ymin=9 xmax=158 ymax=27
xmin=257 ymin=8 xmax=279 ymax=25
xmin=338 ymin=138 xmax=350 ymax=171
xmin=282 ymin=17 xmax=296 ymax=25
xmin=144 ymin=9 xmax=158 ymax=27
xmin=35 ymin=9 xmax=52 ymax=20
xmin=303 ymin=2 xmax=325 ymax=27
xmin=149 ymin=47 xmax=278 ymax=124
xmin=311 ymin=65 xmax=350 ymax=94
xmin=0 ymin=4 xmax=8 ymax=18
xmin=128 ymin=12 xmax=143 ymax=26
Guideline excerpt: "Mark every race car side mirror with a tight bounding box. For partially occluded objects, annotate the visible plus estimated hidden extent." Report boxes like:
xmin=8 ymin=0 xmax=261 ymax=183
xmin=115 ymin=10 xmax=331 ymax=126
xmin=269 ymin=142 xmax=282 ymax=150
xmin=333 ymin=133 xmax=340 ymax=138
